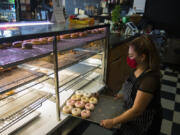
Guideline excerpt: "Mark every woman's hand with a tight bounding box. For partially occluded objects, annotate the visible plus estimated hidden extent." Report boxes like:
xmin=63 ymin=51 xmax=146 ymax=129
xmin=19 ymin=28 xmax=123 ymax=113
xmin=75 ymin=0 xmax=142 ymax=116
xmin=114 ymin=94 xmax=123 ymax=100
xmin=100 ymin=119 xmax=114 ymax=129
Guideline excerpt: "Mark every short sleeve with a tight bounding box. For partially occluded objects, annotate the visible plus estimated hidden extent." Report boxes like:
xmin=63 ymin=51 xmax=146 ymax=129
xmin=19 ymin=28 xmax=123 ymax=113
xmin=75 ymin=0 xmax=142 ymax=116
xmin=138 ymin=74 xmax=160 ymax=94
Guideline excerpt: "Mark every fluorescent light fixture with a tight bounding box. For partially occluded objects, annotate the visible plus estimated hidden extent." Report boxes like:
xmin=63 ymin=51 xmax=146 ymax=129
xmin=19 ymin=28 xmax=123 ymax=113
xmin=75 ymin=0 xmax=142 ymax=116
xmin=0 ymin=21 xmax=53 ymax=28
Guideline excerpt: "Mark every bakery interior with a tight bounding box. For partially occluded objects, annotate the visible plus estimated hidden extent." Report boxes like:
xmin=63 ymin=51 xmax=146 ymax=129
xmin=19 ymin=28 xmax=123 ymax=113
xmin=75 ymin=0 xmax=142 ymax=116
xmin=0 ymin=0 xmax=180 ymax=135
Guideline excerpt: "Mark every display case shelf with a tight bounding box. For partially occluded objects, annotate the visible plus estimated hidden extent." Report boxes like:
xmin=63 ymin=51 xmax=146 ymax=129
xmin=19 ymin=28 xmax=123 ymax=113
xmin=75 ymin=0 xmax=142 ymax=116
xmin=0 ymin=47 xmax=52 ymax=68
xmin=0 ymin=68 xmax=45 ymax=95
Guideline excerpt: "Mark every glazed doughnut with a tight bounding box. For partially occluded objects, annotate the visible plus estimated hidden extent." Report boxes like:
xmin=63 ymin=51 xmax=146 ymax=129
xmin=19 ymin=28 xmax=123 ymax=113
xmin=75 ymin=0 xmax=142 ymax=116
xmin=79 ymin=32 xmax=87 ymax=37
xmin=3 ymin=42 xmax=12 ymax=47
xmin=39 ymin=38 xmax=48 ymax=44
xmin=0 ymin=44 xmax=6 ymax=49
xmin=89 ymin=97 xmax=98 ymax=104
xmin=86 ymin=30 xmax=92 ymax=34
xmin=85 ymin=103 xmax=94 ymax=111
xmin=72 ymin=108 xmax=81 ymax=116
xmin=5 ymin=90 xmax=15 ymax=96
xmin=62 ymin=105 xmax=73 ymax=114
xmin=31 ymin=39 xmax=41 ymax=45
xmin=75 ymin=90 xmax=84 ymax=96
xmin=70 ymin=33 xmax=79 ymax=38
xmin=66 ymin=99 xmax=76 ymax=106
xmin=75 ymin=101 xmax=85 ymax=109
xmin=22 ymin=42 xmax=33 ymax=49
xmin=71 ymin=94 xmax=81 ymax=101
xmin=83 ymin=92 xmax=91 ymax=98
xmin=12 ymin=41 xmax=22 ymax=48
xmin=48 ymin=37 xmax=54 ymax=42
xmin=81 ymin=109 xmax=91 ymax=119
xmin=81 ymin=96 xmax=89 ymax=103
xmin=60 ymin=34 xmax=71 ymax=39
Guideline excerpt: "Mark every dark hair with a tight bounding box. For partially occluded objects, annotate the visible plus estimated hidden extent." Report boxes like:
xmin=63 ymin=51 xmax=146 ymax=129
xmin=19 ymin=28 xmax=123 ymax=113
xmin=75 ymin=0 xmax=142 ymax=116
xmin=129 ymin=35 xmax=160 ymax=72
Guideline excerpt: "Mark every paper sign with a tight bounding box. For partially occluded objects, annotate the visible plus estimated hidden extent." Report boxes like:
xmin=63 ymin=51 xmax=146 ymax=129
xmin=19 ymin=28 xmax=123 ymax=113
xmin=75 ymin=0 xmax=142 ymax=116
xmin=52 ymin=0 xmax=65 ymax=23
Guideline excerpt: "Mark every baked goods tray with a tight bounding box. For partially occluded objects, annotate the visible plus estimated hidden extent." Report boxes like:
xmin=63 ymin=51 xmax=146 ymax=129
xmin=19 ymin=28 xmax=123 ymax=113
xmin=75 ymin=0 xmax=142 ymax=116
xmin=0 ymin=68 xmax=45 ymax=95
xmin=25 ymin=50 xmax=99 ymax=73
xmin=62 ymin=95 xmax=124 ymax=126
xmin=35 ymin=33 xmax=106 ymax=53
xmin=0 ymin=46 xmax=52 ymax=68
xmin=0 ymin=90 xmax=51 ymax=133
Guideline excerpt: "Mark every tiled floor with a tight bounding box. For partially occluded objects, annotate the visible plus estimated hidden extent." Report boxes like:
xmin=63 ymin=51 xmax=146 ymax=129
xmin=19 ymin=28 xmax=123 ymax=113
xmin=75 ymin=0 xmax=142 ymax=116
xmin=160 ymin=67 xmax=180 ymax=135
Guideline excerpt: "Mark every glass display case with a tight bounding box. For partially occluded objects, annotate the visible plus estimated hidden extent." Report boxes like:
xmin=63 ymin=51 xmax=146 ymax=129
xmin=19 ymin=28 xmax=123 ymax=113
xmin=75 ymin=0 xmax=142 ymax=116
xmin=0 ymin=21 xmax=110 ymax=134
xmin=0 ymin=0 xmax=16 ymax=22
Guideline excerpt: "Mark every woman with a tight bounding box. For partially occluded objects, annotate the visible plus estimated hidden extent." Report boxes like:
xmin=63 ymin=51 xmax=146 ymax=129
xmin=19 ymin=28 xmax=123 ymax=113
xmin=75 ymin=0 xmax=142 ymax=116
xmin=100 ymin=35 xmax=162 ymax=135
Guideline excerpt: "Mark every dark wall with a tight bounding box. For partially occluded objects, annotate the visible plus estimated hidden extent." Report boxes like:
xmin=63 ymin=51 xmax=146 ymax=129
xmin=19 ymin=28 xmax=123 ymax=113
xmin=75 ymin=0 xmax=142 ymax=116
xmin=144 ymin=0 xmax=180 ymax=37
xmin=65 ymin=0 xmax=101 ymax=16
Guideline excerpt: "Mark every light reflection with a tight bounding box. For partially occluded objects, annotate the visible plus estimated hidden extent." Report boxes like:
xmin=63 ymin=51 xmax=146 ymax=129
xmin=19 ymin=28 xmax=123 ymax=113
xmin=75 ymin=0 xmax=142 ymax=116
xmin=0 ymin=21 xmax=53 ymax=28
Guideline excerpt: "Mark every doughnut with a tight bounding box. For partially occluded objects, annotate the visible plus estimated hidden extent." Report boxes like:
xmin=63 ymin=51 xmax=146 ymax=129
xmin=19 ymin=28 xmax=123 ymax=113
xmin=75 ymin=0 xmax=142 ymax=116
xmin=70 ymin=33 xmax=79 ymax=38
xmin=71 ymin=94 xmax=81 ymax=101
xmin=85 ymin=103 xmax=94 ymax=111
xmin=22 ymin=42 xmax=33 ymax=49
xmin=81 ymin=109 xmax=91 ymax=119
xmin=62 ymin=105 xmax=73 ymax=114
xmin=66 ymin=99 xmax=76 ymax=106
xmin=83 ymin=92 xmax=91 ymax=98
xmin=5 ymin=90 xmax=15 ymax=96
xmin=91 ymin=30 xmax=98 ymax=34
xmin=12 ymin=41 xmax=22 ymax=48
xmin=0 ymin=44 xmax=6 ymax=49
xmin=89 ymin=97 xmax=98 ymax=104
xmin=48 ymin=37 xmax=54 ymax=42
xmin=86 ymin=30 xmax=92 ymax=34
xmin=31 ymin=39 xmax=41 ymax=45
xmin=75 ymin=101 xmax=85 ymax=109
xmin=72 ymin=108 xmax=81 ymax=116
xmin=81 ymin=96 xmax=89 ymax=103
xmin=99 ymin=28 xmax=105 ymax=33
xmin=39 ymin=38 xmax=48 ymax=44
xmin=56 ymin=36 xmax=61 ymax=41
xmin=75 ymin=90 xmax=83 ymax=96
xmin=3 ymin=42 xmax=12 ymax=47
xmin=79 ymin=32 xmax=87 ymax=37
xmin=60 ymin=34 xmax=70 ymax=39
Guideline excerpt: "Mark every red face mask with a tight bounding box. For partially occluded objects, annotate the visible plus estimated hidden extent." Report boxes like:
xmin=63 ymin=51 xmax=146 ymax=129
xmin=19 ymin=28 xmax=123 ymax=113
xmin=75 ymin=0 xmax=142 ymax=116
xmin=127 ymin=56 xmax=137 ymax=68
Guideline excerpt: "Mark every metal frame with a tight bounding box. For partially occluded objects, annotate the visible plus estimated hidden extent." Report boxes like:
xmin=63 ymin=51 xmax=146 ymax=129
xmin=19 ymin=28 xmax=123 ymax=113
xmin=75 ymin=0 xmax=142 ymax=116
xmin=0 ymin=24 xmax=110 ymax=128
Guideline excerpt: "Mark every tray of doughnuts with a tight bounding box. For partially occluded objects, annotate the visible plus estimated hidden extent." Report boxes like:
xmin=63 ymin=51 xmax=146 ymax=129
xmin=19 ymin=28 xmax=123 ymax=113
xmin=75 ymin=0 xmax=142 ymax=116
xmin=62 ymin=92 xmax=124 ymax=126
xmin=62 ymin=90 xmax=99 ymax=119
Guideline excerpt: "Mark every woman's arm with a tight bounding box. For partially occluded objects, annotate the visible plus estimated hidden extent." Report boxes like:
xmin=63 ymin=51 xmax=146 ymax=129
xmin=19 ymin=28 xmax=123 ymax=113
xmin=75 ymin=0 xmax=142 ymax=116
xmin=100 ymin=90 xmax=153 ymax=128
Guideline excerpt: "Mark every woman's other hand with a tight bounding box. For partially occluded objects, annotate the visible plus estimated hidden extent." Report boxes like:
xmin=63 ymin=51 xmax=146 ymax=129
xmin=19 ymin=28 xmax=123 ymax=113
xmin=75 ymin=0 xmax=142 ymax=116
xmin=100 ymin=119 xmax=114 ymax=129
xmin=114 ymin=94 xmax=123 ymax=100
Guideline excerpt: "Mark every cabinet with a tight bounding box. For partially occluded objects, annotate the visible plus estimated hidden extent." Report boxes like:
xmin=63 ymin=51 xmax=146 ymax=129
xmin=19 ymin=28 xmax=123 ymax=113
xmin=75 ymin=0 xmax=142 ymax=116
xmin=0 ymin=21 xmax=109 ymax=134
xmin=107 ymin=42 xmax=132 ymax=95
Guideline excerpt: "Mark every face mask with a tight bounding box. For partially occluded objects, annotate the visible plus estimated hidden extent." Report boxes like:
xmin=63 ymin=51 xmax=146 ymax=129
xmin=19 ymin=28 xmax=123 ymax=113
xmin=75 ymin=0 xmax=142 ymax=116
xmin=127 ymin=56 xmax=137 ymax=68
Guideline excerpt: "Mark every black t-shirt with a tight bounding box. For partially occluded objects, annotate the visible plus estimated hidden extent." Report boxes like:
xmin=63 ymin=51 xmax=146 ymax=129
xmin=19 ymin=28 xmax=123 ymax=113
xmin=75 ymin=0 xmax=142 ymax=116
xmin=138 ymin=71 xmax=161 ymax=94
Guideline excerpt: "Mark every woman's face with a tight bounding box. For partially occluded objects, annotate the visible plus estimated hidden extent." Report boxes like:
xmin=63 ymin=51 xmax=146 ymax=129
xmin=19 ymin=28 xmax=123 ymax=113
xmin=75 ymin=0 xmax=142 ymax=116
xmin=128 ymin=45 xmax=137 ymax=60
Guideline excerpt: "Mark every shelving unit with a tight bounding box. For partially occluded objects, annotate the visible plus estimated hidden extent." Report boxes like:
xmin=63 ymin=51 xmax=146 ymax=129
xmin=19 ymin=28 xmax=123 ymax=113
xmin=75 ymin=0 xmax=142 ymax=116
xmin=0 ymin=21 xmax=110 ymax=134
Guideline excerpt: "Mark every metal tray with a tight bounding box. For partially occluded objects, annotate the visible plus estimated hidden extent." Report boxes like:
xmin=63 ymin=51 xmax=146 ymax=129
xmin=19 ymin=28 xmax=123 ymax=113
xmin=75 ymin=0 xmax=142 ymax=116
xmin=0 ymin=68 xmax=44 ymax=94
xmin=62 ymin=95 xmax=124 ymax=127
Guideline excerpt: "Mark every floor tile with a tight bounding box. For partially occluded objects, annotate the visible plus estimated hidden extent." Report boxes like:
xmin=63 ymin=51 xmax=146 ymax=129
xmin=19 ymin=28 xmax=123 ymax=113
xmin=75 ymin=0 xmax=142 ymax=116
xmin=161 ymin=84 xmax=177 ymax=94
xmin=161 ymin=91 xmax=175 ymax=101
xmin=171 ymin=123 xmax=180 ymax=135
xmin=161 ymin=79 xmax=177 ymax=87
xmin=161 ymin=98 xmax=175 ymax=110
xmin=162 ymin=75 xmax=178 ymax=82
xmin=162 ymin=108 xmax=174 ymax=121
xmin=175 ymin=102 xmax=180 ymax=112
xmin=177 ymin=83 xmax=180 ymax=89
xmin=175 ymin=94 xmax=180 ymax=103
xmin=177 ymin=88 xmax=180 ymax=95
xmin=173 ymin=111 xmax=180 ymax=124
xmin=160 ymin=119 xmax=172 ymax=135
xmin=165 ymin=71 xmax=177 ymax=77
